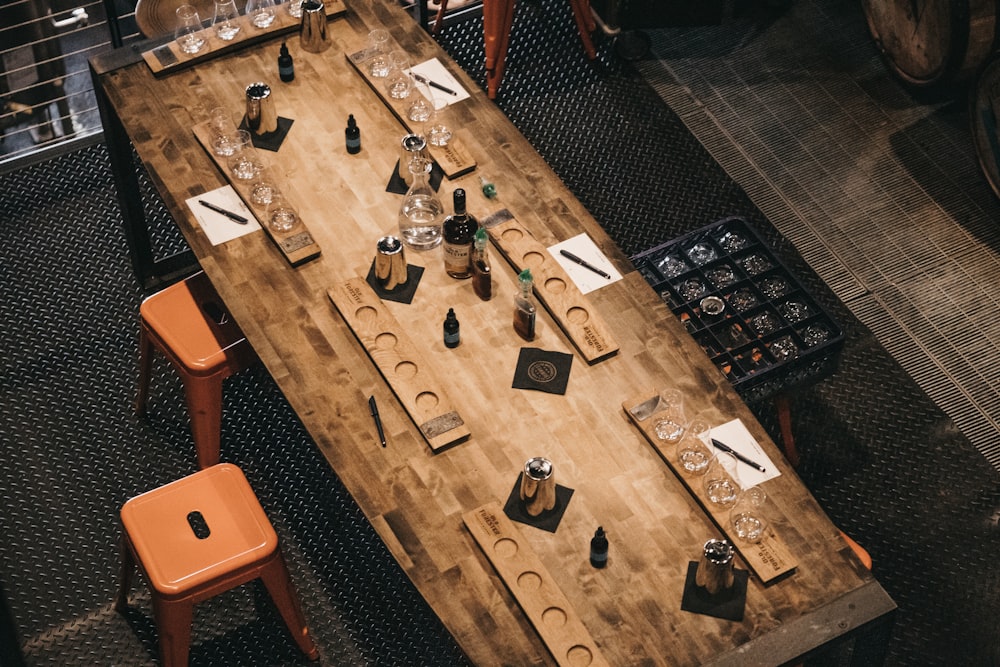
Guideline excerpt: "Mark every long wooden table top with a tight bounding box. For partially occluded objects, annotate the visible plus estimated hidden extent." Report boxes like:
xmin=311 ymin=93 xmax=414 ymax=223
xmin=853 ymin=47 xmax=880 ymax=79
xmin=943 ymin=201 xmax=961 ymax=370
xmin=90 ymin=3 xmax=895 ymax=663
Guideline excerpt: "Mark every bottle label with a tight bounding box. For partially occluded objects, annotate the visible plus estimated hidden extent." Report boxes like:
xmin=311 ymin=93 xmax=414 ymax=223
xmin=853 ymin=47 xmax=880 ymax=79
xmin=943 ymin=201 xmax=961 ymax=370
xmin=443 ymin=242 xmax=471 ymax=272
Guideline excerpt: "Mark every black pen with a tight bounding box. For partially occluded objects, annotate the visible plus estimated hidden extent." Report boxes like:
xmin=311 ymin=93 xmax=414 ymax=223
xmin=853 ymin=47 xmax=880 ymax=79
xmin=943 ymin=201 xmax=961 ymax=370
xmin=198 ymin=199 xmax=248 ymax=224
xmin=411 ymin=72 xmax=458 ymax=96
xmin=711 ymin=438 xmax=766 ymax=473
xmin=369 ymin=395 xmax=386 ymax=448
xmin=559 ymin=249 xmax=612 ymax=279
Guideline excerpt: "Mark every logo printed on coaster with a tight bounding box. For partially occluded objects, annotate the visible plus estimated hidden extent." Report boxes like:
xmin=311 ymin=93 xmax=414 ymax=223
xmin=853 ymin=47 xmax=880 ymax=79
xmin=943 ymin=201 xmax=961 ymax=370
xmin=527 ymin=360 xmax=558 ymax=384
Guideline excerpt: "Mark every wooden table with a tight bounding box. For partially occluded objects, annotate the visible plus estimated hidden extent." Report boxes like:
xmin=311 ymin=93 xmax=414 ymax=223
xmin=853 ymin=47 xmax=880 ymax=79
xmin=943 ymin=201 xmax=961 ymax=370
xmin=90 ymin=2 xmax=895 ymax=663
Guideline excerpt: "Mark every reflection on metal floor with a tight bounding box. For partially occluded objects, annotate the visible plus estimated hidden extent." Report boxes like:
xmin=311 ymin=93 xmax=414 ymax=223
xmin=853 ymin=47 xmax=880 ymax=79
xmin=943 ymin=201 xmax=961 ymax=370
xmin=2 ymin=0 xmax=1000 ymax=664
xmin=635 ymin=0 xmax=1000 ymax=470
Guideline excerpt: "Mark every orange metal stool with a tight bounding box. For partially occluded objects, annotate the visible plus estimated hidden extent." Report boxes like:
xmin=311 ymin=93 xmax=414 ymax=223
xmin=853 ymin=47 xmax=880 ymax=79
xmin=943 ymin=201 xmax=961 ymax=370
xmin=839 ymin=530 xmax=874 ymax=571
xmin=135 ymin=271 xmax=257 ymax=469
xmin=115 ymin=463 xmax=319 ymax=665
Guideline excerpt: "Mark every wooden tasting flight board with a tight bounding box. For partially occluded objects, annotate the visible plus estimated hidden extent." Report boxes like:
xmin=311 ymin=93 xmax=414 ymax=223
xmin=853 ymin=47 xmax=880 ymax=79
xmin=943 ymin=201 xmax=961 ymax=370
xmin=328 ymin=277 xmax=471 ymax=452
xmin=192 ymin=121 xmax=321 ymax=266
xmin=483 ymin=210 xmax=619 ymax=365
xmin=623 ymin=390 xmax=798 ymax=584
xmin=463 ymin=502 xmax=610 ymax=667
xmin=345 ymin=48 xmax=477 ymax=180
xmin=142 ymin=0 xmax=346 ymax=76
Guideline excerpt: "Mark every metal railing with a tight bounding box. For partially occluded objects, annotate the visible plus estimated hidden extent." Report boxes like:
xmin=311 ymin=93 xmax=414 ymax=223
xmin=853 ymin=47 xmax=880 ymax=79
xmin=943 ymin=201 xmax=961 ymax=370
xmin=0 ymin=0 xmax=143 ymax=172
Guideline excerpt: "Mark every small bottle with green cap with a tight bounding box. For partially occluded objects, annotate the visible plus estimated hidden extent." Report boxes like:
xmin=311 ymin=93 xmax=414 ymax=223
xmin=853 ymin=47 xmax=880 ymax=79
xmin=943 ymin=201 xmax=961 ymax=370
xmin=513 ymin=268 xmax=536 ymax=341
xmin=471 ymin=226 xmax=492 ymax=301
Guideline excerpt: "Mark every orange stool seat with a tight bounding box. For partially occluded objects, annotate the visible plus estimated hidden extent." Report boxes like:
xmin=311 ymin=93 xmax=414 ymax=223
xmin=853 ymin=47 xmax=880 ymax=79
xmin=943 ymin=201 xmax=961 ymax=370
xmin=135 ymin=271 xmax=257 ymax=469
xmin=115 ymin=463 xmax=319 ymax=665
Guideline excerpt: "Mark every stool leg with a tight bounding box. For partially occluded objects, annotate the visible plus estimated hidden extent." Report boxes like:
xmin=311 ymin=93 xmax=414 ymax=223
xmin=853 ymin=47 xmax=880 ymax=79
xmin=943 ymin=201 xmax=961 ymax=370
xmin=181 ymin=373 xmax=224 ymax=469
xmin=135 ymin=326 xmax=154 ymax=414
xmin=115 ymin=533 xmax=135 ymax=612
xmin=774 ymin=394 xmax=800 ymax=467
xmin=151 ymin=596 xmax=194 ymax=667
xmin=260 ymin=552 xmax=320 ymax=661
xmin=568 ymin=0 xmax=597 ymax=59
xmin=431 ymin=0 xmax=449 ymax=35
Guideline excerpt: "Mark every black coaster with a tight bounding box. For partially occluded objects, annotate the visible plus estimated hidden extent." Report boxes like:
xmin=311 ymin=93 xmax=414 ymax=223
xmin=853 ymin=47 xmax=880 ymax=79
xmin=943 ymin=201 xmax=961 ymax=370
xmin=512 ymin=348 xmax=573 ymax=394
xmin=502 ymin=472 xmax=574 ymax=533
xmin=365 ymin=262 xmax=424 ymax=304
xmin=680 ymin=561 xmax=749 ymax=621
xmin=386 ymin=159 xmax=445 ymax=194
xmin=239 ymin=116 xmax=294 ymax=152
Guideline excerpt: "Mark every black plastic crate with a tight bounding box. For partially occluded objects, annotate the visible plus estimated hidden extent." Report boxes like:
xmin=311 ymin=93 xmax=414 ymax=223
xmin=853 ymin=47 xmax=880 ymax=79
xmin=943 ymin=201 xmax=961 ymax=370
xmin=631 ymin=216 xmax=844 ymax=400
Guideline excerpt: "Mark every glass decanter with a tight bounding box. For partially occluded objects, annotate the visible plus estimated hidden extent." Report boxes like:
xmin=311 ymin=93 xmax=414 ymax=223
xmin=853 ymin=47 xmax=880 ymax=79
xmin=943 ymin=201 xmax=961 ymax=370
xmin=398 ymin=157 xmax=443 ymax=250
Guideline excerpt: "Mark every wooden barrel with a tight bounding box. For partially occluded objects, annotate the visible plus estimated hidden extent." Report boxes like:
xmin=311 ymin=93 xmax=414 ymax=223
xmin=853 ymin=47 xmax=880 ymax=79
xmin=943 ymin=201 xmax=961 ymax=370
xmin=863 ymin=0 xmax=999 ymax=88
xmin=970 ymin=52 xmax=1000 ymax=196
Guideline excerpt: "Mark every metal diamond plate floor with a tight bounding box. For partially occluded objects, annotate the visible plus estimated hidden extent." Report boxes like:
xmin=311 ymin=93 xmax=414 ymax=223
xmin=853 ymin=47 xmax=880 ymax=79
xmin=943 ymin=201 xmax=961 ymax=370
xmin=634 ymin=0 xmax=1000 ymax=471
xmin=2 ymin=0 xmax=1000 ymax=665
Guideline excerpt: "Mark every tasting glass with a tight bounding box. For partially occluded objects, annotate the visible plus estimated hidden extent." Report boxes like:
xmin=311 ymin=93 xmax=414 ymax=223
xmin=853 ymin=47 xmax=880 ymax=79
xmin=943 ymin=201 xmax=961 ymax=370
xmin=677 ymin=278 xmax=705 ymax=301
xmin=730 ymin=486 xmax=769 ymax=544
xmin=246 ymin=0 xmax=276 ymax=28
xmin=226 ymin=130 xmax=257 ymax=181
xmin=676 ymin=418 xmax=713 ymax=476
xmin=212 ymin=0 xmax=241 ymax=40
xmin=657 ymin=254 xmax=688 ymax=278
xmin=385 ymin=50 xmax=412 ymax=100
xmin=718 ymin=230 xmax=749 ymax=252
xmin=174 ymin=5 xmax=207 ymax=55
xmin=687 ymin=241 xmax=717 ymax=265
xmin=406 ymin=89 xmax=433 ymax=123
xmin=801 ymin=323 xmax=831 ymax=347
xmin=425 ymin=91 xmax=452 ymax=147
xmin=286 ymin=0 xmax=304 ymax=17
xmin=208 ymin=107 xmax=238 ymax=156
xmin=266 ymin=193 xmax=299 ymax=232
xmin=778 ymin=300 xmax=810 ymax=323
xmin=703 ymin=450 xmax=740 ymax=508
xmin=367 ymin=29 xmax=390 ymax=77
xmin=652 ymin=389 xmax=686 ymax=444
xmin=249 ymin=160 xmax=279 ymax=208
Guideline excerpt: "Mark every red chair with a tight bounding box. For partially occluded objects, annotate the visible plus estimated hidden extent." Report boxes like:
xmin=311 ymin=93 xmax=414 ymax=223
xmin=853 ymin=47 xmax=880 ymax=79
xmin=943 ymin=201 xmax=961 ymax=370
xmin=135 ymin=271 xmax=257 ymax=469
xmin=115 ymin=463 xmax=320 ymax=665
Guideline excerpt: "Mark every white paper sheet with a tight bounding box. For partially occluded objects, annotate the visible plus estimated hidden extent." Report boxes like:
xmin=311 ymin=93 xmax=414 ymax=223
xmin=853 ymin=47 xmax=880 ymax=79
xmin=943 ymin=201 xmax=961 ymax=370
xmin=699 ymin=418 xmax=780 ymax=488
xmin=547 ymin=234 xmax=622 ymax=294
xmin=408 ymin=58 xmax=470 ymax=105
xmin=185 ymin=185 xmax=261 ymax=246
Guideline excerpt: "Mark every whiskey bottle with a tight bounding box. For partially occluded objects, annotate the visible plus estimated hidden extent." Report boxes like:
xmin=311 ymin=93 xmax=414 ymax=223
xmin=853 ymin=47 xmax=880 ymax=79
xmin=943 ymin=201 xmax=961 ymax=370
xmin=442 ymin=188 xmax=476 ymax=279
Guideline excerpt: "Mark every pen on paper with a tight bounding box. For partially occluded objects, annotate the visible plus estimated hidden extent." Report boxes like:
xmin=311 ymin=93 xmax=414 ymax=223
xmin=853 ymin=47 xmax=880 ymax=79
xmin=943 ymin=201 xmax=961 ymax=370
xmin=411 ymin=72 xmax=457 ymax=96
xmin=711 ymin=438 xmax=765 ymax=473
xmin=198 ymin=199 xmax=248 ymax=224
xmin=559 ymin=249 xmax=612 ymax=279
xmin=369 ymin=395 xmax=386 ymax=448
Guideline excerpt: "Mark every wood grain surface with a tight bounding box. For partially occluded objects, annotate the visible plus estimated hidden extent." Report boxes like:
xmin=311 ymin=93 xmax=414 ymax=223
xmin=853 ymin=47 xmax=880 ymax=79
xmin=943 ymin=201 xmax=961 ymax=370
xmin=345 ymin=47 xmax=478 ymax=179
xmin=623 ymin=390 xmax=798 ymax=583
xmin=486 ymin=211 xmax=619 ymax=364
xmin=141 ymin=0 xmax=346 ymax=75
xmin=191 ymin=120 xmax=323 ymax=265
xmin=91 ymin=1 xmax=895 ymax=663
xmin=328 ymin=277 xmax=471 ymax=451
xmin=463 ymin=502 xmax=610 ymax=667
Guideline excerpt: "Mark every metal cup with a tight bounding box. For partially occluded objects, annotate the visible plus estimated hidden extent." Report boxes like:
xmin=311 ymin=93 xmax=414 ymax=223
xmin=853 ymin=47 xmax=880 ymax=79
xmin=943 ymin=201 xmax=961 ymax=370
xmin=398 ymin=133 xmax=428 ymax=185
xmin=374 ymin=235 xmax=408 ymax=291
xmin=519 ymin=457 xmax=556 ymax=517
xmin=245 ymin=82 xmax=278 ymax=136
xmin=695 ymin=538 xmax=735 ymax=595
xmin=299 ymin=0 xmax=330 ymax=53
